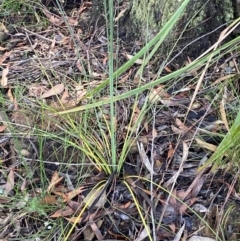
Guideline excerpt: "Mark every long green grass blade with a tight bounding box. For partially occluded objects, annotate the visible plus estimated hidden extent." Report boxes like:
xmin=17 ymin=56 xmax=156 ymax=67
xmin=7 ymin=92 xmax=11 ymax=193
xmin=56 ymin=36 xmax=240 ymax=115
xmin=199 ymin=110 xmax=240 ymax=171
xmin=86 ymin=0 xmax=191 ymax=96
xmin=105 ymin=0 xmax=117 ymax=171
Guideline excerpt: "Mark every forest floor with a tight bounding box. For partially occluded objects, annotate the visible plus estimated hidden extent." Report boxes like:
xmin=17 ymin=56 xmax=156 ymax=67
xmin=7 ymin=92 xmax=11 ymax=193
xmin=1 ymin=1 xmax=240 ymax=241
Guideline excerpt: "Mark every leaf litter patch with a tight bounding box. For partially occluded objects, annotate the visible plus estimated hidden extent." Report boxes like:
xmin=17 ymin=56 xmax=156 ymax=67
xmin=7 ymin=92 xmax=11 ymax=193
xmin=1 ymin=2 xmax=240 ymax=241
xmin=1 ymin=78 xmax=240 ymax=240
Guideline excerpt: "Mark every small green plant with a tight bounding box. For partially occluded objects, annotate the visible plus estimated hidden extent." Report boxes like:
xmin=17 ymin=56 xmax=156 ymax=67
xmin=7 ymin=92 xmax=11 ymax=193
xmin=26 ymin=196 xmax=47 ymax=216
xmin=2 ymin=0 xmax=25 ymax=11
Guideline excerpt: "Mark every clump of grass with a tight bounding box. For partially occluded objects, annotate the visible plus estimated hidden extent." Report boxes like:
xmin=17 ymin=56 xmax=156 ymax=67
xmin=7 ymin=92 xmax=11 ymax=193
xmin=1 ymin=0 xmax=24 ymax=11
xmin=1 ymin=0 xmax=36 ymax=13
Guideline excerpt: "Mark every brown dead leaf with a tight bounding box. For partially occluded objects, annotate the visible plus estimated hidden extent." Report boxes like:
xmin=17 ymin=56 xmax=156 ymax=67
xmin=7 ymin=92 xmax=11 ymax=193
xmin=164 ymin=143 xmax=188 ymax=188
xmin=90 ymin=220 xmax=104 ymax=240
xmin=175 ymin=118 xmax=188 ymax=131
xmin=78 ymin=2 xmax=92 ymax=12
xmin=53 ymin=187 xmax=85 ymax=203
xmin=50 ymin=171 xmax=60 ymax=183
xmin=220 ymin=87 xmax=229 ymax=131
xmin=53 ymin=191 xmax=67 ymax=200
xmin=47 ymin=171 xmax=64 ymax=193
xmin=60 ymin=89 xmax=70 ymax=104
xmin=102 ymin=54 xmax=108 ymax=66
xmin=0 ymin=22 xmax=8 ymax=33
xmin=41 ymin=83 xmax=65 ymax=99
xmin=180 ymin=172 xmax=206 ymax=202
xmin=40 ymin=195 xmax=57 ymax=205
xmin=114 ymin=7 xmax=128 ymax=22
xmin=164 ymin=65 xmax=172 ymax=73
xmin=125 ymin=54 xmax=143 ymax=64
xmin=63 ymin=186 xmax=85 ymax=202
xmin=167 ymin=143 xmax=175 ymax=159
xmin=168 ymin=223 xmax=176 ymax=233
xmin=149 ymin=85 xmax=170 ymax=103
xmin=1 ymin=64 xmax=9 ymax=87
xmin=152 ymin=127 xmax=158 ymax=140
xmin=120 ymin=201 xmax=131 ymax=209
xmin=0 ymin=125 xmax=7 ymax=132
xmin=132 ymin=105 xmax=140 ymax=126
xmin=52 ymin=184 xmax=68 ymax=193
xmin=43 ymin=8 xmax=78 ymax=26
xmin=125 ymin=176 xmax=136 ymax=187
xmin=83 ymin=225 xmax=95 ymax=241
xmin=179 ymin=197 xmax=198 ymax=215
xmin=67 ymin=17 xmax=78 ymax=26
xmin=171 ymin=125 xmax=182 ymax=134
xmin=5 ymin=169 xmax=14 ymax=194
xmin=7 ymin=88 xmax=14 ymax=102
xmin=29 ymin=85 xmax=48 ymax=97
xmin=212 ymin=74 xmax=236 ymax=86
xmin=135 ymin=227 xmax=151 ymax=241
xmin=143 ymin=120 xmax=149 ymax=132
xmin=67 ymin=200 xmax=81 ymax=211
xmin=177 ymin=190 xmax=187 ymax=200
xmin=21 ymin=179 xmax=27 ymax=192
xmin=0 ymin=51 xmax=12 ymax=65
xmin=138 ymin=142 xmax=157 ymax=175
xmin=119 ymin=70 xmax=133 ymax=84
xmin=51 ymin=206 xmax=75 ymax=218
xmin=13 ymin=98 xmax=18 ymax=111
xmin=160 ymin=99 xmax=186 ymax=107
xmin=50 ymin=37 xmax=56 ymax=49
xmin=168 ymin=189 xmax=178 ymax=207
xmin=0 ymin=46 xmax=7 ymax=51
xmin=127 ymin=138 xmax=139 ymax=154
xmin=42 ymin=8 xmax=64 ymax=26
xmin=0 ymin=195 xmax=11 ymax=204
xmin=65 ymin=216 xmax=82 ymax=224
xmin=76 ymin=59 xmax=83 ymax=72
xmin=75 ymin=85 xmax=87 ymax=102
xmin=195 ymin=138 xmax=217 ymax=152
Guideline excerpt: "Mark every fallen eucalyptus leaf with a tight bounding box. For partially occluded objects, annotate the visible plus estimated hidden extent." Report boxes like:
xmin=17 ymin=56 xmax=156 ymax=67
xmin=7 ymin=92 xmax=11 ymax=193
xmin=41 ymin=83 xmax=65 ymax=98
